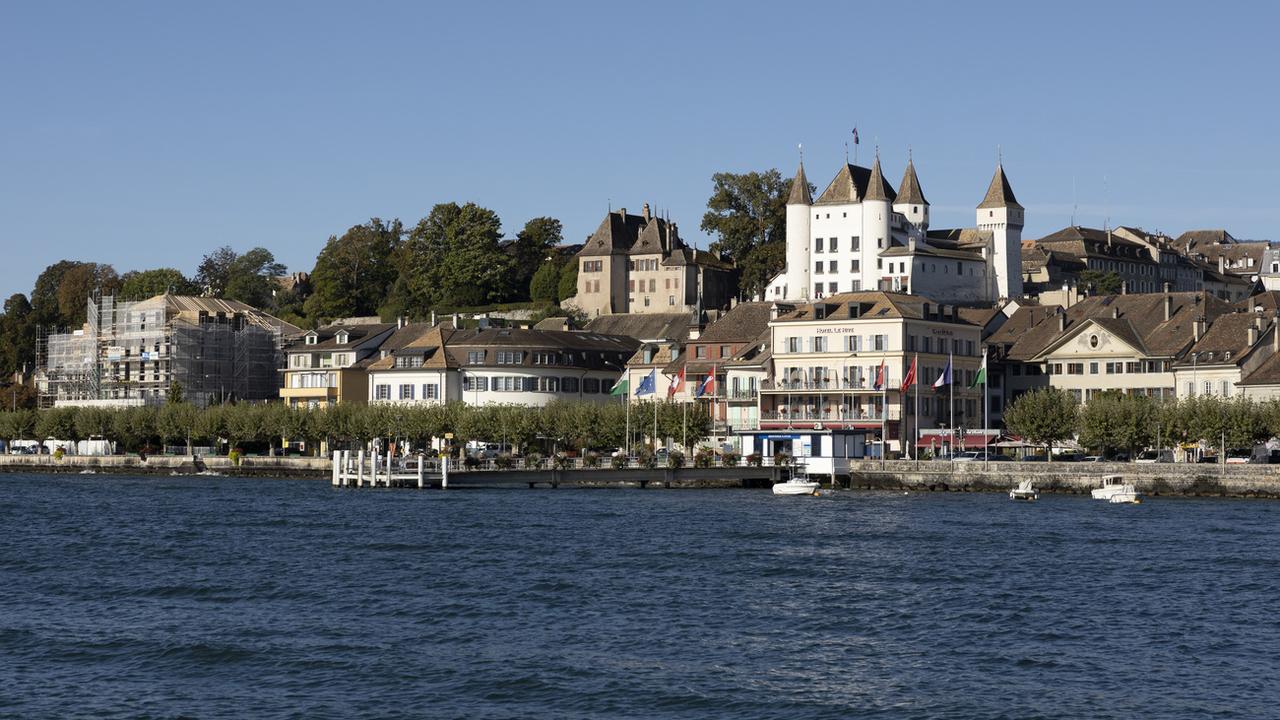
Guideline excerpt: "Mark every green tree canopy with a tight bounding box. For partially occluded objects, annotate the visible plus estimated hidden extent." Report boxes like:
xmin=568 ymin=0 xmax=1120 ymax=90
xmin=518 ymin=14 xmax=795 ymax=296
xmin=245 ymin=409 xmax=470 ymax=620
xmin=700 ymin=169 xmax=805 ymax=298
xmin=0 ymin=294 xmax=35 ymax=377
xmin=390 ymin=202 xmax=516 ymax=312
xmin=1003 ymin=387 xmax=1079 ymax=458
xmin=304 ymin=218 xmax=403 ymax=321
xmin=118 ymin=268 xmax=200 ymax=300
xmin=530 ymin=258 xmax=563 ymax=303
xmin=510 ymin=217 xmax=563 ymax=300
xmin=1078 ymin=270 xmax=1124 ymax=295
xmin=557 ymin=260 xmax=579 ymax=305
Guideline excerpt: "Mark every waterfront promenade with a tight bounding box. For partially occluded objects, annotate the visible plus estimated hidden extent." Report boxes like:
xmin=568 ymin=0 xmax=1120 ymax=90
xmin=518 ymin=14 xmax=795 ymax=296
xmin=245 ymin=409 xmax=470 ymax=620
xmin=5 ymin=454 xmax=1280 ymax=497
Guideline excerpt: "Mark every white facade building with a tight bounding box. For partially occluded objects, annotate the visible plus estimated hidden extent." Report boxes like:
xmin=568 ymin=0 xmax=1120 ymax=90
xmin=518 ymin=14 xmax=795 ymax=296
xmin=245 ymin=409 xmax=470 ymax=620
xmin=769 ymin=154 xmax=1024 ymax=306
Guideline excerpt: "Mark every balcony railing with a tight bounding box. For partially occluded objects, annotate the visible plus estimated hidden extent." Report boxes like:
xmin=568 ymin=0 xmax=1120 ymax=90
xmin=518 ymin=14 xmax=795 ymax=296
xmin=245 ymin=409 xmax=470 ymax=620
xmin=726 ymin=389 xmax=759 ymax=400
xmin=764 ymin=379 xmax=897 ymax=391
xmin=760 ymin=410 xmax=899 ymax=423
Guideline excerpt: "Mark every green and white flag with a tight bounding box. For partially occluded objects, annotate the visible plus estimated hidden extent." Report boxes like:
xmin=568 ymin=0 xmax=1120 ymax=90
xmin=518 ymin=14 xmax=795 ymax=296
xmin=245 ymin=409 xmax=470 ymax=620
xmin=610 ymin=377 xmax=629 ymax=397
xmin=969 ymin=352 xmax=987 ymax=388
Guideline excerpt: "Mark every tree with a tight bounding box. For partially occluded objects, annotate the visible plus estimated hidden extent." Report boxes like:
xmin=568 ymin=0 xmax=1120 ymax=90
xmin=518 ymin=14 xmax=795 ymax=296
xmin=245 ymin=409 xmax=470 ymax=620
xmin=0 ymin=293 xmax=35 ymax=378
xmin=55 ymin=263 xmax=119 ymax=327
xmin=529 ymin=258 xmax=563 ymax=303
xmin=304 ymin=218 xmax=403 ymax=321
xmin=1078 ymin=270 xmax=1124 ymax=295
xmin=119 ymin=268 xmax=199 ymax=300
xmin=224 ymin=248 xmax=286 ymax=308
xmin=195 ymin=246 xmax=239 ymax=297
xmin=557 ymin=260 xmax=578 ymax=304
xmin=700 ymin=169 xmax=805 ymax=298
xmin=1079 ymin=391 xmax=1156 ymax=457
xmin=510 ymin=217 xmax=563 ymax=300
xmin=390 ymin=202 xmax=516 ymax=312
xmin=31 ymin=260 xmax=84 ymax=327
xmin=1003 ymin=387 xmax=1079 ymax=459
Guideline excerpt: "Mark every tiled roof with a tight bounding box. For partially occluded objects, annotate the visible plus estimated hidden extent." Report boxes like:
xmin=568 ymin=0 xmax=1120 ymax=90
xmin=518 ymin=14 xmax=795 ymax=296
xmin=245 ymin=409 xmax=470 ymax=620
xmin=977 ymin=164 xmax=1022 ymax=210
xmin=577 ymin=211 xmax=647 ymax=257
xmin=987 ymin=305 xmax=1062 ymax=347
xmin=694 ymin=302 xmax=776 ymax=344
xmin=584 ymin=313 xmax=692 ymax=342
xmin=774 ymin=291 xmax=977 ymax=324
xmin=1174 ymin=311 xmax=1272 ymax=367
xmin=862 ymin=156 xmax=897 ymax=203
xmin=289 ymin=323 xmax=395 ymax=351
xmin=814 ymin=163 xmax=874 ymax=205
xmin=894 ymin=159 xmax=928 ymax=206
xmin=787 ymin=162 xmax=812 ymax=205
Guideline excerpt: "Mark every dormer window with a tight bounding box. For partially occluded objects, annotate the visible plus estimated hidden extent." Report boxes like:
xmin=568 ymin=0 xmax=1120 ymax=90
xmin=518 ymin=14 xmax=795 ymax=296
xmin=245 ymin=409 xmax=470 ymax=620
xmin=335 ymin=331 xmax=349 ymax=344
xmin=305 ymin=334 xmax=317 ymax=345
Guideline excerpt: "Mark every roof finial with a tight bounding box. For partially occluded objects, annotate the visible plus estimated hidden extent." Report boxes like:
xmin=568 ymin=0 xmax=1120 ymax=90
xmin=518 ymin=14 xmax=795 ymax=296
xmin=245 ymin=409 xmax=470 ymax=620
xmin=798 ymin=142 xmax=803 ymax=165
xmin=908 ymin=146 xmax=913 ymax=163
xmin=843 ymin=141 xmax=849 ymax=163
xmin=997 ymin=144 xmax=1003 ymax=166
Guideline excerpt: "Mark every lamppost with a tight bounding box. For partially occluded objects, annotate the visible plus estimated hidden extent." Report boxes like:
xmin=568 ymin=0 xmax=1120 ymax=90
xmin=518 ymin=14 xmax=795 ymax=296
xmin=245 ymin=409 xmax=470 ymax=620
xmin=603 ymin=360 xmax=629 ymax=457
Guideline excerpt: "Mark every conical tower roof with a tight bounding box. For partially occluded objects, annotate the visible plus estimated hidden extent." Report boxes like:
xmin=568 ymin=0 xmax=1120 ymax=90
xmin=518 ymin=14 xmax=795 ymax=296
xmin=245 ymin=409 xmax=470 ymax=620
xmin=786 ymin=162 xmax=812 ymax=205
xmin=978 ymin=163 xmax=1023 ymax=209
xmin=895 ymin=159 xmax=928 ymax=206
xmin=862 ymin=156 xmax=896 ymax=203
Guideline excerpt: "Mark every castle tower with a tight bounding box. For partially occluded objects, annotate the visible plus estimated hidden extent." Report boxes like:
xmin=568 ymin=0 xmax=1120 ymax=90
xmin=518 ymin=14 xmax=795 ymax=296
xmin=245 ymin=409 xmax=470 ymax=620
xmin=862 ymin=154 xmax=896 ymax=291
xmin=892 ymin=156 xmax=929 ymax=242
xmin=977 ymin=162 xmax=1024 ymax=300
xmin=785 ymin=161 xmax=813 ymax=300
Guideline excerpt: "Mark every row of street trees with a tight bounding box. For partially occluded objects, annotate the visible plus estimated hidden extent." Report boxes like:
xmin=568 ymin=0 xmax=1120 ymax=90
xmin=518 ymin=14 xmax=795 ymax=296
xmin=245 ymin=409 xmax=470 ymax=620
xmin=1003 ymin=389 xmax=1280 ymax=457
xmin=0 ymin=400 xmax=714 ymax=457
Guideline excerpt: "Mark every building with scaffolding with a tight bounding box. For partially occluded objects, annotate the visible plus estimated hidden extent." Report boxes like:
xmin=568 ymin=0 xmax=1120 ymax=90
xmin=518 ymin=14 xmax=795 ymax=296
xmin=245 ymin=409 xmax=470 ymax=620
xmin=38 ymin=294 xmax=303 ymax=408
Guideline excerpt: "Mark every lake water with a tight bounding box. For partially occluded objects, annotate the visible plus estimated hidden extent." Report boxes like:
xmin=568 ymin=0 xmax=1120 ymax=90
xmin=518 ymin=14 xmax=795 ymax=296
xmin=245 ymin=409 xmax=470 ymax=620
xmin=1 ymin=474 xmax=1277 ymax=719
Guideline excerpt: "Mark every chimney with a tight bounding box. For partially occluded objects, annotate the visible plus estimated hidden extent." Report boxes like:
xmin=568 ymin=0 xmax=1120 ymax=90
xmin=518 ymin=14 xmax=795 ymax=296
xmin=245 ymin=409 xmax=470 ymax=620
xmin=1163 ymin=282 xmax=1172 ymax=293
xmin=1194 ymin=315 xmax=1205 ymax=342
xmin=1274 ymin=313 xmax=1280 ymax=351
xmin=909 ymin=236 xmax=917 ymax=252
xmin=1058 ymin=310 xmax=1066 ymax=333
xmin=1219 ymin=255 xmax=1226 ymax=274
xmin=769 ymin=303 xmax=779 ymax=320
xmin=1256 ymin=314 xmax=1266 ymax=331
xmin=1121 ymin=280 xmax=1128 ymax=295
xmin=1164 ymin=295 xmax=1173 ymax=321
xmin=1249 ymin=297 xmax=1257 ymax=313
xmin=1112 ymin=307 xmax=1121 ymax=319
xmin=1249 ymin=325 xmax=1259 ymax=345
xmin=619 ymin=207 xmax=627 ymax=218
xmin=397 ymin=315 xmax=406 ymax=329
xmin=430 ymin=310 xmax=437 ymax=326
xmin=642 ymin=203 xmax=651 ymax=222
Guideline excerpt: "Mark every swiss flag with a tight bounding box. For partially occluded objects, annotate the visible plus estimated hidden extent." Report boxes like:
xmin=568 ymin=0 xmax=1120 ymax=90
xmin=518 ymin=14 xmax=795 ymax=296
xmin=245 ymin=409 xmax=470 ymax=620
xmin=668 ymin=367 xmax=686 ymax=398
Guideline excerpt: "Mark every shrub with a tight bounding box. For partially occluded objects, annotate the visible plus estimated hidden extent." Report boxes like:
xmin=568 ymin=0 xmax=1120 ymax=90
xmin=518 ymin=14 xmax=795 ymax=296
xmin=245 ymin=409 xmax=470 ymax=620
xmin=638 ymin=447 xmax=658 ymax=469
xmin=553 ymin=453 xmax=573 ymax=470
xmin=525 ymin=452 xmax=543 ymax=469
xmin=746 ymin=453 xmax=762 ymax=467
xmin=463 ymin=453 xmax=482 ymax=469
xmin=611 ymin=453 xmax=628 ymax=469
xmin=583 ymin=451 xmax=601 ymax=468
xmin=228 ymin=448 xmax=242 ymax=466
xmin=667 ymin=449 xmax=685 ymax=468
xmin=53 ymin=447 xmax=65 ymax=461
xmin=721 ymin=450 xmax=740 ymax=467
xmin=494 ymin=453 xmax=514 ymax=470
xmin=773 ymin=451 xmax=791 ymax=467
xmin=694 ymin=447 xmax=714 ymax=468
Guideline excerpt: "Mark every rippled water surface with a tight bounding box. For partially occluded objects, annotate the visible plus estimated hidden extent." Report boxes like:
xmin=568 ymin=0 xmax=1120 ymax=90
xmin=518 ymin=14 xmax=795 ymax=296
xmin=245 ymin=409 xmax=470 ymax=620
xmin=2 ymin=474 xmax=1278 ymax=719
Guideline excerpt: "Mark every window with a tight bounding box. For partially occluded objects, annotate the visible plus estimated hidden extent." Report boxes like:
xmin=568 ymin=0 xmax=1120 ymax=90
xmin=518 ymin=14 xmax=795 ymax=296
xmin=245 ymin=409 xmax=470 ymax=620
xmin=814 ymin=283 xmax=823 ymax=297
xmin=815 ymin=237 xmax=824 ymax=253
xmin=1221 ymin=380 xmax=1231 ymax=397
xmin=649 ymin=279 xmax=656 ymax=292
xmin=583 ymin=260 xmax=602 ymax=272
xmin=828 ymin=282 xmax=837 ymax=294
xmin=696 ymin=346 xmax=707 ymax=359
xmin=828 ymin=260 xmax=837 ymax=274
xmin=830 ymin=237 xmax=838 ymax=252
xmin=584 ymin=378 xmax=600 ymax=393
xmin=1089 ymin=362 xmax=1099 ymax=374
xmin=538 ymin=377 xmax=560 ymax=392
xmin=876 ymin=259 xmax=882 ymax=270
xmin=399 ymin=384 xmax=415 ymax=400
xmin=629 ymin=280 xmax=635 ymax=292
xmin=492 ymin=376 xmax=522 ymax=392
xmin=562 ymin=377 xmax=579 ymax=393
xmin=669 ymin=295 xmax=675 ymax=305
xmin=852 ymin=237 xmax=860 ymax=251
xmin=464 ymin=376 xmax=489 ymax=392
xmin=395 ymin=355 xmax=424 ymax=368
xmin=1203 ymin=381 xmax=1211 ymax=396
xmin=305 ymin=335 xmax=317 ymax=345
xmin=424 ymin=383 xmax=439 ymax=400
xmin=496 ymin=351 xmax=523 ymax=365
xmin=813 ymin=337 xmax=827 ymax=353
xmin=874 ymin=335 xmax=886 ymax=351
xmin=877 ymin=238 xmax=884 ymax=249
xmin=1067 ymin=363 xmax=1083 ymax=375
xmin=375 ymin=384 xmax=391 ymax=400
xmin=847 ymin=335 xmax=862 ymax=352
xmin=720 ymin=345 xmax=732 ymax=358
xmin=815 ymin=262 xmax=824 ymax=275
xmin=850 ymin=259 xmax=859 ymax=272
xmin=467 ymin=351 xmax=485 ymax=365
xmin=788 ymin=337 xmax=800 ymax=353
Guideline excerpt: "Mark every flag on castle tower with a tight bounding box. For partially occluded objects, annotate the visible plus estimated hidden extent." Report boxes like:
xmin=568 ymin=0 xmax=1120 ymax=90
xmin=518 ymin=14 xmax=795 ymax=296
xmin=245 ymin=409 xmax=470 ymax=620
xmin=852 ymin=127 xmax=860 ymax=145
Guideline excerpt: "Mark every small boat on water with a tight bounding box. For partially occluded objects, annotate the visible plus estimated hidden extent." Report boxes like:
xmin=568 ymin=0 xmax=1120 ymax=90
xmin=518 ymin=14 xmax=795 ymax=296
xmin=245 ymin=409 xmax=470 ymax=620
xmin=1091 ymin=475 xmax=1141 ymax=504
xmin=772 ymin=478 xmax=821 ymax=496
xmin=1009 ymin=479 xmax=1038 ymax=501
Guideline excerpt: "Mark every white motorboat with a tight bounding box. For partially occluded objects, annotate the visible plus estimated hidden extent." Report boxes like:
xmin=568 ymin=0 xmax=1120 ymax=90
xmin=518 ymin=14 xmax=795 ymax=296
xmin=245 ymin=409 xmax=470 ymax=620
xmin=1091 ymin=475 xmax=1141 ymax=504
xmin=772 ymin=478 xmax=821 ymax=496
xmin=1009 ymin=479 xmax=1038 ymax=501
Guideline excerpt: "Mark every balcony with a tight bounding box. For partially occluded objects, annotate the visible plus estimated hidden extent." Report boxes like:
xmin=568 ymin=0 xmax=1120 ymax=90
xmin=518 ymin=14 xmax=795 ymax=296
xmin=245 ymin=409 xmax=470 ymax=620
xmin=763 ymin=379 xmax=896 ymax=392
xmin=726 ymin=389 xmax=759 ymax=401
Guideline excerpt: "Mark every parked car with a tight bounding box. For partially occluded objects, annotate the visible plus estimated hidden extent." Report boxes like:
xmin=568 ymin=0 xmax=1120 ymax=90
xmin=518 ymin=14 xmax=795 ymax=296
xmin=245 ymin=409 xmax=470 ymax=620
xmin=1053 ymin=452 xmax=1085 ymax=462
xmin=1225 ymin=449 xmax=1252 ymax=464
xmin=1082 ymin=455 xmax=1105 ymax=462
xmin=1135 ymin=449 xmax=1174 ymax=464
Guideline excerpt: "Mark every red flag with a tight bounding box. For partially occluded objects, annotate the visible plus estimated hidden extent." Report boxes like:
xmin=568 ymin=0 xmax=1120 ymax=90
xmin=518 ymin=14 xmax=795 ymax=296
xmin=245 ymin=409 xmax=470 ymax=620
xmin=697 ymin=367 xmax=716 ymax=398
xmin=900 ymin=356 xmax=917 ymax=393
xmin=668 ymin=366 xmax=686 ymax=398
xmin=874 ymin=360 xmax=887 ymax=391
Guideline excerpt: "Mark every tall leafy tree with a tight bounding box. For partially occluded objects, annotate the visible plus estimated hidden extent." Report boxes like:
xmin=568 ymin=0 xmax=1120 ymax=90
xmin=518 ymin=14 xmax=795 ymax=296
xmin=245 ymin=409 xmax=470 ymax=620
xmin=0 ymin=294 xmax=35 ymax=378
xmin=223 ymin=248 xmax=286 ymax=308
xmin=391 ymin=202 xmax=516 ymax=312
xmin=510 ymin=217 xmax=563 ymax=300
xmin=305 ymin=218 xmax=403 ymax=321
xmin=700 ymin=169 xmax=806 ymax=298
xmin=118 ymin=268 xmax=200 ymax=300
xmin=195 ymin=246 xmax=239 ymax=297
xmin=557 ymin=261 xmax=578 ymax=305
xmin=529 ymin=258 xmax=563 ymax=303
xmin=31 ymin=261 xmax=119 ymax=328
xmin=1003 ymin=387 xmax=1079 ymax=460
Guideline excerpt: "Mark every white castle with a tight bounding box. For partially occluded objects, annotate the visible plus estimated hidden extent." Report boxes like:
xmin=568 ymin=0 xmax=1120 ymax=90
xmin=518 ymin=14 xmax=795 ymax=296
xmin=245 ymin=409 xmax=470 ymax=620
xmin=767 ymin=152 xmax=1024 ymax=305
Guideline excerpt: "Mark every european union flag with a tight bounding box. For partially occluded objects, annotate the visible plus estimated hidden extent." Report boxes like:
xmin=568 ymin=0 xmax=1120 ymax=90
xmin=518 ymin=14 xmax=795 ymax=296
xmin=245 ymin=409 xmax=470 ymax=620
xmin=635 ymin=370 xmax=656 ymax=397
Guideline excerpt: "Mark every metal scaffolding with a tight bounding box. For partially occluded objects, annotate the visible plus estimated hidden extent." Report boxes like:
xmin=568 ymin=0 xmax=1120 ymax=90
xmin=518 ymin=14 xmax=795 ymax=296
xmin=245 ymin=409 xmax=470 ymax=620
xmin=38 ymin=294 xmax=297 ymax=408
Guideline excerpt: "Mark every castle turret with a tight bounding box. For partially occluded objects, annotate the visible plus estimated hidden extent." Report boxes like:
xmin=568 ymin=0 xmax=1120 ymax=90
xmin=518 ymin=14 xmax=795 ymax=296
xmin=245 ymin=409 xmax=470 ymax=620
xmin=862 ymin=155 xmax=895 ymax=290
xmin=785 ymin=161 xmax=812 ymax=300
xmin=977 ymin=162 xmax=1024 ymax=301
xmin=893 ymin=156 xmax=929 ymax=240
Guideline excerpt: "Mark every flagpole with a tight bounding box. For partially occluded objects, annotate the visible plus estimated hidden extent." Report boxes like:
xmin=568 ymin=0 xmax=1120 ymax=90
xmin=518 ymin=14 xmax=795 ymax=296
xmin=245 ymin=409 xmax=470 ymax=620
xmin=880 ymin=363 xmax=887 ymax=466
xmin=913 ymin=353 xmax=919 ymax=465
xmin=949 ymin=350 xmax=955 ymax=458
xmin=982 ymin=349 xmax=989 ymax=470
xmin=626 ymin=384 xmax=631 ymax=457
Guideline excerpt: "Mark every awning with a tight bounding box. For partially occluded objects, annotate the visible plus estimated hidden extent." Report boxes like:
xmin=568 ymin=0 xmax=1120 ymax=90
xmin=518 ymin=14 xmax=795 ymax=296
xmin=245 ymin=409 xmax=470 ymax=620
xmin=916 ymin=433 xmax=994 ymax=449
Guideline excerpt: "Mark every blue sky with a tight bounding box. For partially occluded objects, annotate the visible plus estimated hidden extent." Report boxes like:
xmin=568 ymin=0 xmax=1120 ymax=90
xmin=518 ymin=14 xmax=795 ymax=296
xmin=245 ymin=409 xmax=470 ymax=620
xmin=3 ymin=1 xmax=1278 ymax=301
